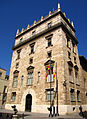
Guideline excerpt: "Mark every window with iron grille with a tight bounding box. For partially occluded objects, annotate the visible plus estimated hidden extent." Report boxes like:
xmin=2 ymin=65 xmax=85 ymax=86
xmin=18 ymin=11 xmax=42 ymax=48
xmin=70 ymin=89 xmax=74 ymax=101
xmin=27 ymin=72 xmax=33 ymax=85
xmin=13 ymin=76 xmax=18 ymax=88
xmin=11 ymin=92 xmax=16 ymax=101
xmin=46 ymin=89 xmax=54 ymax=101
xmin=77 ymin=90 xmax=80 ymax=101
xmin=69 ymin=68 xmax=73 ymax=82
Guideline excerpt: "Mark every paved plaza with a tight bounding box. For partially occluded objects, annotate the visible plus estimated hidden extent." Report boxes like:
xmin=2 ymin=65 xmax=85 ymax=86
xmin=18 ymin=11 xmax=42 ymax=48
xmin=0 ymin=108 xmax=86 ymax=119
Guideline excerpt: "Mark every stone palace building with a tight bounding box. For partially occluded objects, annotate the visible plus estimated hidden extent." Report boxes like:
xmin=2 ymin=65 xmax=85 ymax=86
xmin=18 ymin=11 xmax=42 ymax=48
xmin=5 ymin=4 xmax=87 ymax=114
xmin=0 ymin=68 xmax=9 ymax=108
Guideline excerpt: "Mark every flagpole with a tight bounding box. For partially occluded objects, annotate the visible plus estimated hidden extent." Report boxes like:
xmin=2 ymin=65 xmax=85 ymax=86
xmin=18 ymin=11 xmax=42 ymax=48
xmin=56 ymin=62 xmax=59 ymax=116
xmin=49 ymin=58 xmax=52 ymax=117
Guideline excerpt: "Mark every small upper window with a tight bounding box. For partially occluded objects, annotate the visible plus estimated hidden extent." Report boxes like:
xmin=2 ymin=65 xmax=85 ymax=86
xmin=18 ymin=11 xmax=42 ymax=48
xmin=48 ymin=38 xmax=52 ymax=47
xmin=48 ymin=22 xmax=52 ymax=28
xmin=47 ymin=51 xmax=52 ymax=58
xmin=32 ymin=30 xmax=36 ymax=36
xmin=17 ymin=49 xmax=21 ymax=60
xmin=29 ymin=58 xmax=33 ymax=64
xmin=72 ymin=42 xmax=76 ymax=53
xmin=20 ymin=38 xmax=23 ymax=42
xmin=16 ymin=62 xmax=19 ymax=69
xmin=29 ymin=42 xmax=35 ymax=54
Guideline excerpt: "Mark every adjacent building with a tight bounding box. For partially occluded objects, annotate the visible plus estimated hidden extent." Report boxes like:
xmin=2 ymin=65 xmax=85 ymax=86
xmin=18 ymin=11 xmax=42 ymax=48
xmin=0 ymin=68 xmax=9 ymax=108
xmin=5 ymin=4 xmax=87 ymax=114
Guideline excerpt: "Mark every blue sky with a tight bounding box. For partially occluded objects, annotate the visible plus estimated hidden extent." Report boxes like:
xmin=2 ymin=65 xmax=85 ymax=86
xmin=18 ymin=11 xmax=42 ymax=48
xmin=0 ymin=0 xmax=87 ymax=75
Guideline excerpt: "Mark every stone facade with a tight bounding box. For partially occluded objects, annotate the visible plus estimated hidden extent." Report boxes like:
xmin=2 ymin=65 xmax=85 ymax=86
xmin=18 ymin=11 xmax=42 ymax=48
xmin=0 ymin=68 xmax=9 ymax=108
xmin=5 ymin=4 xmax=87 ymax=115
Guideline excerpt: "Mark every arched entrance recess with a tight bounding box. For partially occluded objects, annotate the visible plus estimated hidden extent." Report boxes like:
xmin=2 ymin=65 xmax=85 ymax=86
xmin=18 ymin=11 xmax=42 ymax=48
xmin=25 ymin=94 xmax=32 ymax=112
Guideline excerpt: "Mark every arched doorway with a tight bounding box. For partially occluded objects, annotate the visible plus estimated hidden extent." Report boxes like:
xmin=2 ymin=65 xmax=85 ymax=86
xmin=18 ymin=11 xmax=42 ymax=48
xmin=25 ymin=94 xmax=32 ymax=112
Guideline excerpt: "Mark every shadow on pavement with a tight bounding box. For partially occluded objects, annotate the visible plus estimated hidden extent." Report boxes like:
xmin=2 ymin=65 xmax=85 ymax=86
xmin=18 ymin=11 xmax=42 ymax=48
xmin=0 ymin=112 xmax=29 ymax=119
xmin=79 ymin=111 xmax=87 ymax=119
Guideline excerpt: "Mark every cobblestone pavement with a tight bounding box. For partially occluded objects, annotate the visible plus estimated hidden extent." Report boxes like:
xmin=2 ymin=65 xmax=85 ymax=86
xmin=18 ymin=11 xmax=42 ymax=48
xmin=0 ymin=108 xmax=85 ymax=119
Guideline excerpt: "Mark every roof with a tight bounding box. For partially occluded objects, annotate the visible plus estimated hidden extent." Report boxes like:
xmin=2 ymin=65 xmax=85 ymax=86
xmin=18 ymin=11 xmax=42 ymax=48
xmin=79 ymin=56 xmax=87 ymax=72
xmin=0 ymin=67 xmax=6 ymax=71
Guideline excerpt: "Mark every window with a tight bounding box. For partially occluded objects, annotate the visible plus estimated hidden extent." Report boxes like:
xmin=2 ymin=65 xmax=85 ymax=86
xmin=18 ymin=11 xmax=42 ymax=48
xmin=11 ymin=92 xmax=16 ymax=101
xmin=69 ymin=67 xmax=73 ymax=82
xmin=13 ymin=70 xmax=19 ymax=88
xmin=47 ymin=51 xmax=52 ymax=58
xmin=27 ymin=66 xmax=34 ymax=86
xmin=48 ymin=38 xmax=52 ymax=47
xmin=70 ymin=89 xmax=74 ymax=101
xmin=13 ymin=76 xmax=18 ymax=88
xmin=68 ymin=51 xmax=71 ymax=59
xmin=46 ymin=89 xmax=54 ymax=101
xmin=17 ymin=49 xmax=21 ymax=60
xmin=21 ymin=75 xmax=24 ymax=86
xmin=20 ymin=38 xmax=22 ymax=42
xmin=74 ymin=57 xmax=76 ymax=64
xmin=16 ymin=62 xmax=19 ymax=69
xmin=72 ymin=42 xmax=75 ymax=53
xmin=27 ymin=72 xmax=33 ymax=85
xmin=77 ymin=90 xmax=80 ymax=101
xmin=29 ymin=43 xmax=35 ymax=54
xmin=75 ymin=70 xmax=78 ymax=84
xmin=32 ymin=30 xmax=36 ymax=36
xmin=29 ymin=58 xmax=33 ymax=64
xmin=84 ymin=78 xmax=86 ymax=89
xmin=37 ymin=72 xmax=40 ymax=84
xmin=46 ymin=66 xmax=53 ymax=82
xmin=48 ymin=22 xmax=52 ymax=28
xmin=66 ymin=35 xmax=70 ymax=48
xmin=86 ymin=93 xmax=87 ymax=102
xmin=2 ymin=93 xmax=7 ymax=104
xmin=0 ymin=72 xmax=2 ymax=77
xmin=45 ymin=34 xmax=53 ymax=48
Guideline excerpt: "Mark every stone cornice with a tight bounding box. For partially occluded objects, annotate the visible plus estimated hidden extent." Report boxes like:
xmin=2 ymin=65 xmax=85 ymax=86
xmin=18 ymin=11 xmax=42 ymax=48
xmin=12 ymin=22 xmax=78 ymax=50
xmin=15 ymin=10 xmax=75 ymax=39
